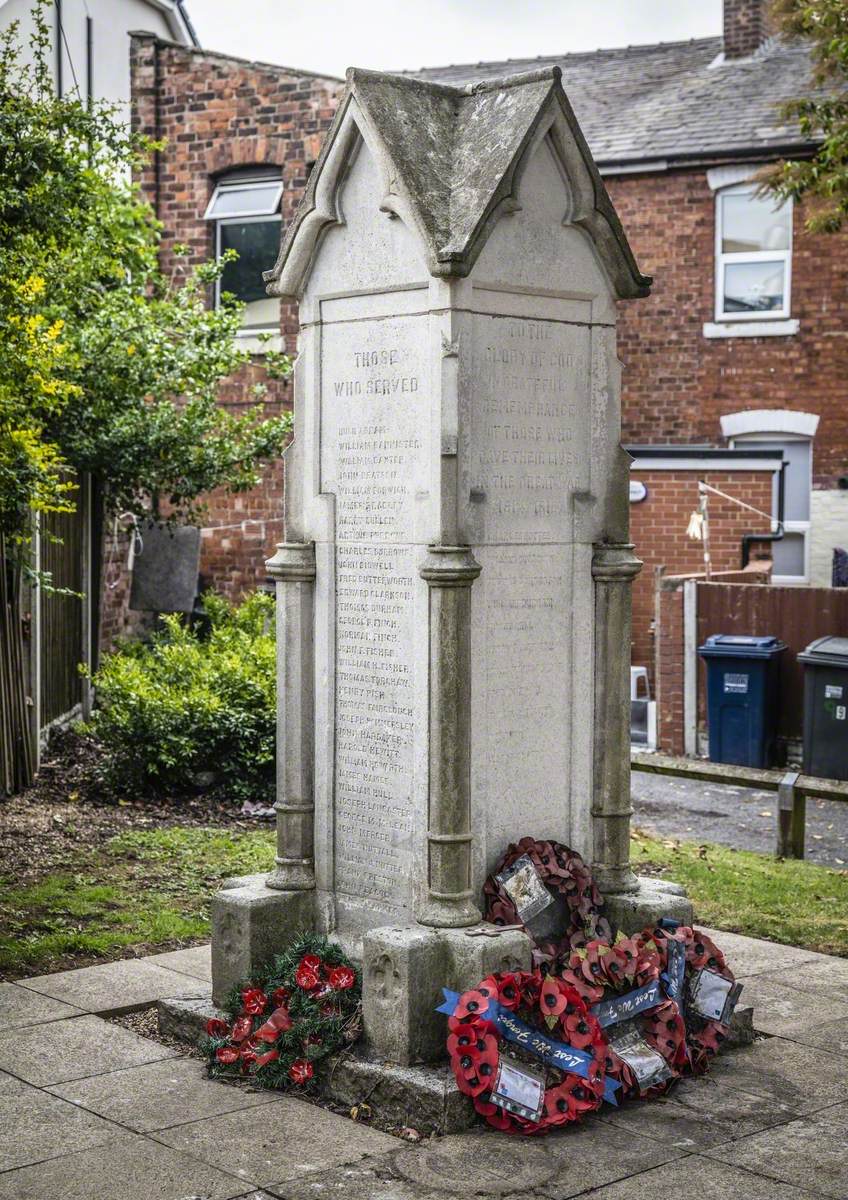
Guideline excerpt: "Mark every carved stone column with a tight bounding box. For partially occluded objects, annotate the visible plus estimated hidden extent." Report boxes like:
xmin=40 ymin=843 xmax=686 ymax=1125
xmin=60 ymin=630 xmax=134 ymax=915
xmin=415 ymin=545 xmax=481 ymax=928
xmin=265 ymin=541 xmax=316 ymax=891
xmin=591 ymin=542 xmax=642 ymax=895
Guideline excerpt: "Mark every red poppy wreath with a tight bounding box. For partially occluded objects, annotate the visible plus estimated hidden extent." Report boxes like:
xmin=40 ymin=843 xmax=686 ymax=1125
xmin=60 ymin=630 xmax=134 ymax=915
xmin=559 ymin=935 xmax=688 ymax=1100
xmin=439 ymin=969 xmax=619 ymax=1134
xmin=484 ymin=838 xmax=610 ymax=966
xmin=204 ymin=934 xmax=361 ymax=1091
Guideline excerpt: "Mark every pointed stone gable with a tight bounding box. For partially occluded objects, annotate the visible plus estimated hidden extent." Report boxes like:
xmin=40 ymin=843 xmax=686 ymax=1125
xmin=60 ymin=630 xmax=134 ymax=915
xmin=265 ymin=66 xmax=649 ymax=300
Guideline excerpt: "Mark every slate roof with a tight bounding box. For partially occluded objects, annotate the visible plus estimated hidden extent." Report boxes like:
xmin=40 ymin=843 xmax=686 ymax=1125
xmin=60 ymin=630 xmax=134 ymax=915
xmin=410 ymin=36 xmax=816 ymax=169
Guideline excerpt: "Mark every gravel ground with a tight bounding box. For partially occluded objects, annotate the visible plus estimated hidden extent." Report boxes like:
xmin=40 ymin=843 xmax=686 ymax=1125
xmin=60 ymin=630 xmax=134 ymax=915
xmin=632 ymin=768 xmax=848 ymax=867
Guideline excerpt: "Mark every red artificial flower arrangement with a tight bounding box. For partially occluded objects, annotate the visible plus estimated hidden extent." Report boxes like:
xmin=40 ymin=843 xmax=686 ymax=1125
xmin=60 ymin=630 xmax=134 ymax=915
xmin=483 ymin=838 xmax=611 ymax=967
xmin=204 ymin=935 xmax=361 ymax=1092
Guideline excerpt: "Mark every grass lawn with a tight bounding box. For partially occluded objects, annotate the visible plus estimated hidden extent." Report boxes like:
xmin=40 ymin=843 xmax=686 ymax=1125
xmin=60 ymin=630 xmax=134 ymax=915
xmin=633 ymin=829 xmax=848 ymax=957
xmin=0 ymin=826 xmax=275 ymax=979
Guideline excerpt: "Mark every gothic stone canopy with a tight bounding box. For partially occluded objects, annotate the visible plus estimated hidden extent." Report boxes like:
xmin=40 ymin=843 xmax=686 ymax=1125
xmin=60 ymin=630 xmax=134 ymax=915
xmin=264 ymin=66 xmax=650 ymax=300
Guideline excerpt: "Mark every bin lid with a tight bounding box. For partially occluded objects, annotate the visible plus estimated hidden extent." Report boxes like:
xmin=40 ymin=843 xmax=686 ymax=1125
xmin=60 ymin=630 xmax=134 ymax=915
xmin=698 ymin=634 xmax=787 ymax=659
xmin=797 ymin=636 xmax=848 ymax=668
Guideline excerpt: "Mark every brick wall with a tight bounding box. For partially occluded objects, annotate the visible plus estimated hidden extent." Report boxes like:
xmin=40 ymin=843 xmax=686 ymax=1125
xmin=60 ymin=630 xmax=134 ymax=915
xmin=629 ymin=468 xmax=775 ymax=681
xmin=723 ymin=0 xmax=769 ymax=58
xmin=96 ymin=38 xmax=342 ymax=650
xmin=607 ymin=171 xmax=848 ymax=487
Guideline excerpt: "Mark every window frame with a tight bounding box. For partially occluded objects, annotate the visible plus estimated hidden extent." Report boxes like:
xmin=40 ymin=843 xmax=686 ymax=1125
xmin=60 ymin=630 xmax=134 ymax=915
xmin=714 ymin=184 xmax=793 ymax=323
xmin=206 ymin=174 xmax=283 ymax=338
xmin=730 ymin=431 xmax=812 ymax=585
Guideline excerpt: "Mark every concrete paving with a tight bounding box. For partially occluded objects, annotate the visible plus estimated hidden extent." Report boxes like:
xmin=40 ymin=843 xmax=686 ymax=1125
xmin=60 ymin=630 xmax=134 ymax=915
xmin=632 ymin=770 xmax=848 ymax=867
xmin=0 ymin=933 xmax=845 ymax=1198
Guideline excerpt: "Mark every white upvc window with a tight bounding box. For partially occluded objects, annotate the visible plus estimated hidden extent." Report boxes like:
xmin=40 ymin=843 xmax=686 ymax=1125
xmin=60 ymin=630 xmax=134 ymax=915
xmin=714 ymin=185 xmax=793 ymax=322
xmin=729 ymin=433 xmax=812 ymax=585
xmin=204 ymin=173 xmax=283 ymax=334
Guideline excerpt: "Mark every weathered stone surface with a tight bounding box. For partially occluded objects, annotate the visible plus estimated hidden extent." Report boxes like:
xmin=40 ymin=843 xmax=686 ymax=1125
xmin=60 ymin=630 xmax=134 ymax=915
xmin=47 ymin=1056 xmax=279 ymax=1132
xmin=708 ymin=1038 xmax=848 ymax=1114
xmin=0 ymin=1013 xmax=177 ymax=1086
xmin=211 ymin=877 xmax=314 ymax=1005
xmin=324 ymin=1053 xmax=475 ymax=1135
xmin=394 ymin=1132 xmax=557 ymax=1196
xmin=705 ymin=1105 xmax=848 ymax=1199
xmin=0 ymin=981 xmax=84 ymax=1030
xmin=146 ymin=943 xmax=212 ymax=982
xmin=0 ymin=1074 xmax=120 ymax=1171
xmin=698 ymin=927 xmax=823 ymax=978
xmin=560 ymin=1155 xmax=823 ymax=1200
xmin=777 ymin=1013 xmax=848 ymax=1054
xmin=736 ymin=973 xmax=848 ymax=1038
xmin=754 ymin=955 xmax=848 ymax=1003
xmin=0 ymin=1132 xmax=247 ymax=1200
xmin=602 ymin=876 xmax=694 ymax=934
xmin=16 ymin=958 xmax=208 ymax=1013
xmin=157 ymin=991 xmax=222 ymax=1044
xmin=153 ymin=1095 xmax=396 ymax=1186
xmin=600 ymin=1073 xmax=800 ymax=1151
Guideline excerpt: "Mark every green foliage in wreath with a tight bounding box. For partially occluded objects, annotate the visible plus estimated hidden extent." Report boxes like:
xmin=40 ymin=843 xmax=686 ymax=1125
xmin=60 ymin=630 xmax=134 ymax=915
xmin=203 ymin=933 xmax=362 ymax=1091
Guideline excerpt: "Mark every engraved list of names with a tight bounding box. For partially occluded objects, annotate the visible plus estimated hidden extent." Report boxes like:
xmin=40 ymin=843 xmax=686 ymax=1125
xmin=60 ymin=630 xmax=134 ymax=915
xmin=321 ymin=317 xmax=428 ymax=909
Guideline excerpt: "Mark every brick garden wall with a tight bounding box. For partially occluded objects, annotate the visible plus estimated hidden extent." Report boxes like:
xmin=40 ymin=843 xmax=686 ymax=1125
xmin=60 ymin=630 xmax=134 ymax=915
xmin=607 ymin=171 xmax=848 ymax=488
xmin=97 ymin=37 xmax=341 ymax=649
xmin=629 ymin=468 xmax=775 ymax=682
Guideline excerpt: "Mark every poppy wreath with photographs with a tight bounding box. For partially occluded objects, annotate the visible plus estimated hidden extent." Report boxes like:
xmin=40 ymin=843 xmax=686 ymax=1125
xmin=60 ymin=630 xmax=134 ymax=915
xmin=483 ymin=838 xmax=611 ymax=966
xmin=203 ymin=933 xmax=361 ymax=1091
xmin=560 ymin=935 xmax=688 ymax=1100
xmin=445 ymin=970 xmax=610 ymax=1134
xmin=646 ymin=924 xmax=737 ymax=1074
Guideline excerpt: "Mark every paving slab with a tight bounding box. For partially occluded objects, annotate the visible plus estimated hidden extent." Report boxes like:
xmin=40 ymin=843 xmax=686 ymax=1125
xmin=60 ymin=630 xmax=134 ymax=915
xmin=598 ymin=1073 xmax=800 ymax=1151
xmin=699 ymin=928 xmax=825 ymax=978
xmin=154 ymin=1095 xmax=397 ymax=1186
xmin=755 ymin=957 xmax=848 ymax=1004
xmin=705 ymin=1104 xmax=848 ymax=1199
xmin=0 ymin=1013 xmax=177 ymax=1086
xmin=0 ymin=1074 xmax=120 ymax=1171
xmin=568 ymin=1154 xmax=826 ymax=1200
xmin=0 ymin=981 xmax=85 ymax=1031
xmin=16 ymin=956 xmax=210 ymax=1013
xmin=777 ymin=1014 xmax=848 ymax=1054
xmin=707 ymin=1039 xmax=848 ymax=1114
xmin=48 ymin=1055 xmax=280 ymax=1132
xmin=146 ymin=943 xmax=212 ymax=982
xmin=0 ymin=1131 xmax=249 ymax=1200
xmin=736 ymin=974 xmax=848 ymax=1038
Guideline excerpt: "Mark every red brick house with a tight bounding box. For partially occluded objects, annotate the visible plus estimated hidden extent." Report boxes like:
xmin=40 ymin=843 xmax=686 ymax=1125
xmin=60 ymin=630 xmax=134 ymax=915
xmin=119 ymin=0 xmax=848 ymax=736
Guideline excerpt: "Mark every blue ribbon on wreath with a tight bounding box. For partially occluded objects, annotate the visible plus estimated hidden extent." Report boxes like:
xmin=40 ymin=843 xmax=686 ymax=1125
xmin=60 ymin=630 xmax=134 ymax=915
xmin=436 ymin=990 xmax=620 ymax=1105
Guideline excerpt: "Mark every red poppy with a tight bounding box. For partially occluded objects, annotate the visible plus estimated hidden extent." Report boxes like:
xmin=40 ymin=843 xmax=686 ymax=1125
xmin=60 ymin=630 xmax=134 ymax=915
xmin=559 ymin=966 xmax=604 ymax=1006
xmin=239 ymin=1044 xmax=258 ymax=1067
xmin=543 ymin=1083 xmax=577 ymax=1126
xmin=295 ymin=964 xmax=320 ymax=990
xmin=254 ymin=1048 xmax=279 ymax=1069
xmin=495 ymin=974 xmax=521 ymax=1010
xmin=205 ymin=1018 xmax=229 ymax=1039
xmin=558 ymin=1074 xmax=601 ymax=1115
xmin=540 ymin=975 xmax=568 ymax=1017
xmin=215 ymin=1046 xmax=239 ymax=1065
xmin=288 ymin=1057 xmax=314 ymax=1085
xmin=328 ymin=965 xmax=356 ymax=991
xmin=453 ymin=988 xmax=491 ymax=1019
xmin=570 ymin=941 xmax=610 ymax=985
xmin=230 ymin=1015 xmax=254 ymax=1044
xmin=686 ymin=930 xmax=726 ymax=972
xmin=474 ymin=1098 xmax=514 ymax=1131
xmin=254 ymin=1004 xmax=293 ymax=1042
xmin=271 ymin=987 xmax=291 ymax=1007
xmin=300 ymin=954 xmax=322 ymax=972
xmin=610 ymin=936 xmax=642 ymax=984
xmin=562 ymin=1010 xmax=596 ymax=1051
xmin=240 ymin=988 xmax=268 ymax=1016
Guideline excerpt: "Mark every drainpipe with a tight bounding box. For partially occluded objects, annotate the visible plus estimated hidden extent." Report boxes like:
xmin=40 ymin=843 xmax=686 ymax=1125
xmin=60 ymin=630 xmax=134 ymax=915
xmin=55 ymin=0 xmax=62 ymax=95
xmin=741 ymin=461 xmax=786 ymax=568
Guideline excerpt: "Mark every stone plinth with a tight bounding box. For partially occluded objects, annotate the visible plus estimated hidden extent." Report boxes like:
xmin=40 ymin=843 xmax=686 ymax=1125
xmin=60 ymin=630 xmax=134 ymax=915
xmin=210 ymin=66 xmax=681 ymax=1079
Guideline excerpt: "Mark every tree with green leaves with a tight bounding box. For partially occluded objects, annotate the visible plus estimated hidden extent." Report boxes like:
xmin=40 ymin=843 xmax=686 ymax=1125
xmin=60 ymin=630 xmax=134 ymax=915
xmin=762 ymin=0 xmax=848 ymax=233
xmin=0 ymin=1 xmax=290 ymax=542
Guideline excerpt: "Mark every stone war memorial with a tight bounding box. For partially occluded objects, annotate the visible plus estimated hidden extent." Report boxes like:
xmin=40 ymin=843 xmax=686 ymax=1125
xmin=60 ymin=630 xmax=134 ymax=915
xmin=211 ymin=65 xmax=693 ymax=1122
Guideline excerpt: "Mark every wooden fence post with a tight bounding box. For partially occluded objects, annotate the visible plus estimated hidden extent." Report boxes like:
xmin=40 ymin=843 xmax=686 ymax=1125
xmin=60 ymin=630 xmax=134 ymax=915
xmin=776 ymin=770 xmax=805 ymax=860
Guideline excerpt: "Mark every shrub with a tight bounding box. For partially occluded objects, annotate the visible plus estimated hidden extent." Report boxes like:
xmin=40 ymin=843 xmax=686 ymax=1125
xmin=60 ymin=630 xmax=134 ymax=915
xmin=86 ymin=591 xmax=275 ymax=803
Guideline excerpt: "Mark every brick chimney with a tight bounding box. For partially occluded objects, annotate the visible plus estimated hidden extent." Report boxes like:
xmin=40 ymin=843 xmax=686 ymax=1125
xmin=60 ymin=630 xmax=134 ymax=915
xmin=723 ymin=0 xmax=769 ymax=58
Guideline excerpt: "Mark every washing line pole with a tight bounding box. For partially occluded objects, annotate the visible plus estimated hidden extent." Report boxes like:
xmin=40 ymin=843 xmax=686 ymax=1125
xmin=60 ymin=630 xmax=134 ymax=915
xmin=698 ymin=481 xmax=711 ymax=580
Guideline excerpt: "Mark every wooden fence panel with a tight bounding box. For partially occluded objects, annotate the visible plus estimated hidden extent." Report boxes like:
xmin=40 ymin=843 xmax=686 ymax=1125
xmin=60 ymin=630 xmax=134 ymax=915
xmin=697 ymin=582 xmax=848 ymax=739
xmin=40 ymin=505 xmax=84 ymax=727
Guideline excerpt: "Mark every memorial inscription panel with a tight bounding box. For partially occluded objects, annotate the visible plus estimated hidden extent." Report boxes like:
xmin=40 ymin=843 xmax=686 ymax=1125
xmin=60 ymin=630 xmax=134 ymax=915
xmin=467 ymin=312 xmax=590 ymax=860
xmin=321 ymin=315 xmax=429 ymax=912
